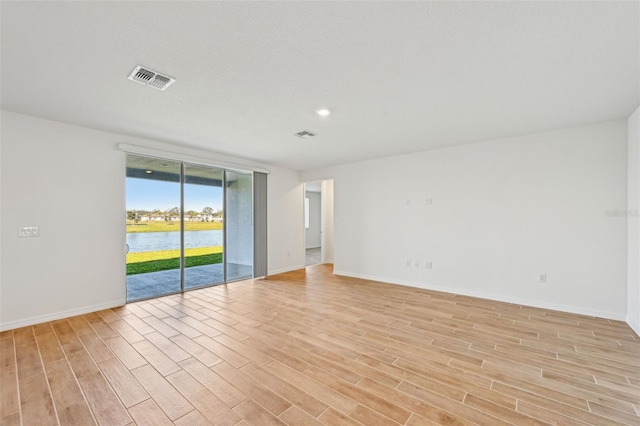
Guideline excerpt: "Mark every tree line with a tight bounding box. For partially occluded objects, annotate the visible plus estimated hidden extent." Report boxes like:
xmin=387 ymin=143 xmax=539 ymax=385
xmin=126 ymin=207 xmax=222 ymax=224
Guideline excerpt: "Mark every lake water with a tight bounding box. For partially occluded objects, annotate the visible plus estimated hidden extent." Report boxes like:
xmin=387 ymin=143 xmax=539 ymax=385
xmin=126 ymin=230 xmax=223 ymax=252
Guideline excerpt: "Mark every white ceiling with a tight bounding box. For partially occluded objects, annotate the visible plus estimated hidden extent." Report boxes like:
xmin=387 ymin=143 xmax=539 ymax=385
xmin=1 ymin=1 xmax=638 ymax=171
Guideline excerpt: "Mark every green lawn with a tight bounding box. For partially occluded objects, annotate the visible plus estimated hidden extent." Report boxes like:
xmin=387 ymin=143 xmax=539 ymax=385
xmin=127 ymin=253 xmax=223 ymax=275
xmin=126 ymin=221 xmax=222 ymax=233
xmin=127 ymin=246 xmax=222 ymax=263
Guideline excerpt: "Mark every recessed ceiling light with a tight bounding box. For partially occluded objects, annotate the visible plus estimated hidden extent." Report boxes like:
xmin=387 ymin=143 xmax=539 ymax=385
xmin=316 ymin=108 xmax=330 ymax=117
xmin=145 ymin=170 xmax=153 ymax=174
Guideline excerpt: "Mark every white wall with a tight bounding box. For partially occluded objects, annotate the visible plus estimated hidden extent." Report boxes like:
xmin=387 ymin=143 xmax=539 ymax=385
xmin=267 ymin=167 xmax=304 ymax=274
xmin=305 ymin=191 xmax=321 ymax=249
xmin=0 ymin=110 xmax=303 ymax=330
xmin=628 ymin=106 xmax=640 ymax=335
xmin=303 ymin=121 xmax=628 ymax=320
xmin=321 ymin=180 xmax=335 ymax=263
xmin=1 ymin=111 xmax=127 ymax=330
xmin=0 ymin=111 xmax=3 ymax=309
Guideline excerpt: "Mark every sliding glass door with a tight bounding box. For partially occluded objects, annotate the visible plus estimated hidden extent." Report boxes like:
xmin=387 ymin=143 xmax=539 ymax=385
xmin=125 ymin=156 xmax=183 ymax=301
xmin=125 ymin=154 xmax=254 ymax=302
xmin=226 ymin=171 xmax=253 ymax=281
xmin=183 ymin=164 xmax=225 ymax=290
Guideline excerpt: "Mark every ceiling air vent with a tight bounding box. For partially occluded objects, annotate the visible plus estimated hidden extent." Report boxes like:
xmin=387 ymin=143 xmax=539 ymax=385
xmin=295 ymin=130 xmax=317 ymax=139
xmin=128 ymin=65 xmax=175 ymax=91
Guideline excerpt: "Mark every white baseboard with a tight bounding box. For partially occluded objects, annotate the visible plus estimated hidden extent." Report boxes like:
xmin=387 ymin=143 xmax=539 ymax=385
xmin=333 ymin=270 xmax=626 ymax=322
xmin=267 ymin=265 xmax=306 ymax=276
xmin=0 ymin=299 xmax=126 ymax=332
xmin=627 ymin=316 xmax=640 ymax=337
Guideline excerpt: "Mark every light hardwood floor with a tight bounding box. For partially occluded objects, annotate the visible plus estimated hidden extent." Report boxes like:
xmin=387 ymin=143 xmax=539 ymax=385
xmin=1 ymin=264 xmax=639 ymax=425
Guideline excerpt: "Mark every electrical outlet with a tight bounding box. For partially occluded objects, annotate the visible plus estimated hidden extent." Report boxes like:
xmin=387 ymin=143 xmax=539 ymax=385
xmin=539 ymin=273 xmax=547 ymax=283
xmin=424 ymin=261 xmax=432 ymax=269
xmin=414 ymin=260 xmax=420 ymax=268
xmin=406 ymin=259 xmax=412 ymax=267
xmin=425 ymin=198 xmax=433 ymax=205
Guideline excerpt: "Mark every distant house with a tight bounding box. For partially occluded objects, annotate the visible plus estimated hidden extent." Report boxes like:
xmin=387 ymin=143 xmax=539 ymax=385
xmin=129 ymin=212 xmax=222 ymax=223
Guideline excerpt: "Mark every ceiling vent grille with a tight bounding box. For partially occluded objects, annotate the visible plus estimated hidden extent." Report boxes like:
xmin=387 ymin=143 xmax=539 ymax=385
xmin=128 ymin=65 xmax=175 ymax=91
xmin=295 ymin=130 xmax=317 ymax=139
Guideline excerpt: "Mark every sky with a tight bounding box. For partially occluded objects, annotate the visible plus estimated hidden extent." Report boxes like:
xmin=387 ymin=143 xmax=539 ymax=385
xmin=126 ymin=178 xmax=223 ymax=212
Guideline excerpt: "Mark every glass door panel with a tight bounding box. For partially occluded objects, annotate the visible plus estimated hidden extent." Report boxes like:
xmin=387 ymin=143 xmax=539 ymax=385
xmin=183 ymin=164 xmax=225 ymax=290
xmin=125 ymin=155 xmax=182 ymax=301
xmin=226 ymin=171 xmax=253 ymax=281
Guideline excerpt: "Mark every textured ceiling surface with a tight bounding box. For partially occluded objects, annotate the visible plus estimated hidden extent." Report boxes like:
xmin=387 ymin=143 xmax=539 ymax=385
xmin=1 ymin=1 xmax=638 ymax=171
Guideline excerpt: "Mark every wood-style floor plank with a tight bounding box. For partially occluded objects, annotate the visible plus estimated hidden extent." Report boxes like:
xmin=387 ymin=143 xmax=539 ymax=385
xmin=240 ymin=362 xmax=329 ymax=417
xmin=2 ymin=264 xmax=639 ymax=425
xmin=178 ymin=357 xmax=246 ymax=408
xmin=130 ymin=364 xmax=193 ymax=421
xmin=0 ymin=337 xmax=19 ymax=421
xmin=0 ymin=369 xmax=19 ymax=421
xmin=19 ymin=372 xmax=58 ymax=425
xmin=233 ymin=399 xmax=287 ymax=426
xmin=127 ymin=398 xmax=174 ymax=426
xmin=98 ymin=358 xmax=149 ymax=408
xmin=166 ymin=369 xmax=240 ymax=426
xmin=43 ymin=359 xmax=85 ymax=411
xmin=77 ymin=371 xmax=131 ymax=426
xmin=131 ymin=339 xmax=181 ymax=377
xmin=56 ymin=401 xmax=96 ymax=426
xmin=173 ymin=409 xmax=213 ymax=426
xmin=212 ymin=361 xmax=292 ymax=416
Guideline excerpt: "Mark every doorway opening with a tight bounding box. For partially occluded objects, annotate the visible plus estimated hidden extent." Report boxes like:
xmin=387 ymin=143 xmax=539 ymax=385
xmin=303 ymin=180 xmax=334 ymax=267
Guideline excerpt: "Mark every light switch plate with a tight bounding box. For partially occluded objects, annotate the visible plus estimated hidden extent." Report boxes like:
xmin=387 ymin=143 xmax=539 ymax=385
xmin=18 ymin=227 xmax=39 ymax=237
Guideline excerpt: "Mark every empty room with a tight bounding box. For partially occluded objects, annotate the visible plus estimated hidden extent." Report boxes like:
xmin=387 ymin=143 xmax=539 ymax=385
xmin=1 ymin=1 xmax=639 ymax=425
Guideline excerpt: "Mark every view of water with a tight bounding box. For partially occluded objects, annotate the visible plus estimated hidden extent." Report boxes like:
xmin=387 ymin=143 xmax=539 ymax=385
xmin=126 ymin=230 xmax=223 ymax=252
